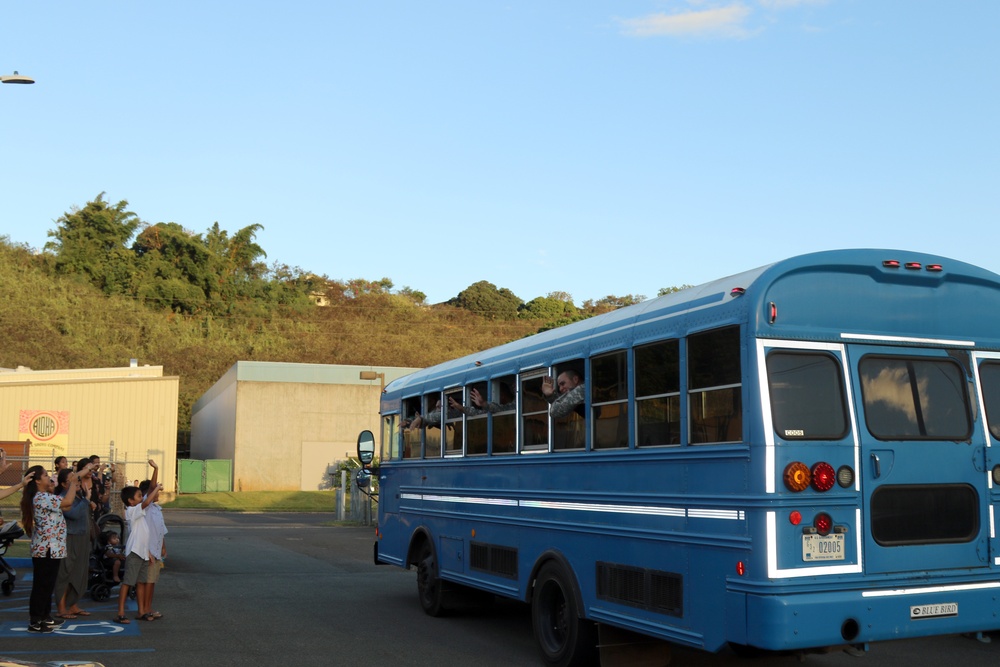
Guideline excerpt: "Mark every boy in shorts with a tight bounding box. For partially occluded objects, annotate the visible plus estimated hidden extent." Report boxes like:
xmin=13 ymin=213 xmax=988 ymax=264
xmin=113 ymin=481 xmax=162 ymax=623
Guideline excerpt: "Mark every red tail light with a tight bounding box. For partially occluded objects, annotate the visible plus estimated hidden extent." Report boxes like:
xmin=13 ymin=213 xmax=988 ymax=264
xmin=811 ymin=462 xmax=836 ymax=492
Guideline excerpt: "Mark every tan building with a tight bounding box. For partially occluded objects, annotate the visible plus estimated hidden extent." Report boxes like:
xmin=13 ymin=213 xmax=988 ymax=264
xmin=190 ymin=362 xmax=417 ymax=492
xmin=0 ymin=362 xmax=179 ymax=492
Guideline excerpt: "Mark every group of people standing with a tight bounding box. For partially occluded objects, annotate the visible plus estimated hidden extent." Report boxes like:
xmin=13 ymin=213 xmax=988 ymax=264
xmin=0 ymin=450 xmax=167 ymax=632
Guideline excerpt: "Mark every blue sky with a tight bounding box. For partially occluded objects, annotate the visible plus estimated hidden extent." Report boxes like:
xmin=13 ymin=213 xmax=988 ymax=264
xmin=1 ymin=1 xmax=997 ymax=306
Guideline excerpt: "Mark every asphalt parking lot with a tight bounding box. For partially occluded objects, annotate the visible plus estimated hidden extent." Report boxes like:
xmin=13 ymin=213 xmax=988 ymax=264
xmin=8 ymin=511 xmax=1000 ymax=667
xmin=0 ymin=511 xmax=402 ymax=667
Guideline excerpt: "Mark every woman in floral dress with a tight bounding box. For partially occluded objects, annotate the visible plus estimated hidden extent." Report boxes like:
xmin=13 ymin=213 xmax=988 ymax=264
xmin=19 ymin=464 xmax=84 ymax=633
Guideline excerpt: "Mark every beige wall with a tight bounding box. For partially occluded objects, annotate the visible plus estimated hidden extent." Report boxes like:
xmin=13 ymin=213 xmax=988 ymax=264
xmin=190 ymin=362 xmax=417 ymax=492
xmin=0 ymin=366 xmax=179 ymax=492
xmin=233 ymin=382 xmax=376 ymax=491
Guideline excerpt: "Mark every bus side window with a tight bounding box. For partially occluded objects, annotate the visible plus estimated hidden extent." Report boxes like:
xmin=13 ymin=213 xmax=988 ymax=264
xmin=635 ymin=339 xmax=680 ymax=446
xmin=491 ymin=376 xmax=517 ymax=455
xmin=689 ymin=327 xmax=742 ymax=444
xmin=552 ymin=361 xmax=586 ymax=451
xmin=402 ymin=397 xmax=421 ymax=459
xmin=592 ymin=351 xmax=628 ymax=449
xmin=445 ymin=388 xmax=464 ymax=456
xmin=521 ymin=374 xmax=549 ymax=451
xmin=466 ymin=382 xmax=488 ymax=456
xmin=383 ymin=415 xmax=400 ymax=461
xmin=423 ymin=392 xmax=443 ymax=458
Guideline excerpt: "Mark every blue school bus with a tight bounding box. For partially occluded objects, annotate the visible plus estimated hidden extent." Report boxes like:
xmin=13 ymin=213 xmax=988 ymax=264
xmin=357 ymin=249 xmax=1000 ymax=665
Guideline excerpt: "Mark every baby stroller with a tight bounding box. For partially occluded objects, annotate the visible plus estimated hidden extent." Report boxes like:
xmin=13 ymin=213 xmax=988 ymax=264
xmin=88 ymin=512 xmax=131 ymax=601
xmin=0 ymin=517 xmax=26 ymax=596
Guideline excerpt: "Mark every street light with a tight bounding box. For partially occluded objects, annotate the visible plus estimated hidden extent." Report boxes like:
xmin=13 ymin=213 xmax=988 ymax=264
xmin=1 ymin=71 xmax=34 ymax=84
xmin=359 ymin=370 xmax=385 ymax=393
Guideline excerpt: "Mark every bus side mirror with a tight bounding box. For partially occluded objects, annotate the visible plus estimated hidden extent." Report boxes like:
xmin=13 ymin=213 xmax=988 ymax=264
xmin=357 ymin=430 xmax=376 ymax=468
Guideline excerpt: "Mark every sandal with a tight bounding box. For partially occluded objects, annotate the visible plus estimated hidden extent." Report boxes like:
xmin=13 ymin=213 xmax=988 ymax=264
xmin=136 ymin=613 xmax=156 ymax=621
xmin=113 ymin=615 xmax=131 ymax=624
xmin=148 ymin=611 xmax=162 ymax=619
xmin=57 ymin=613 xmax=78 ymax=619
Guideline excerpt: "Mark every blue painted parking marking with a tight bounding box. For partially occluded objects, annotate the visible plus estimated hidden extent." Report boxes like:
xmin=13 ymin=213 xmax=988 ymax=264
xmin=0 ymin=619 xmax=140 ymax=637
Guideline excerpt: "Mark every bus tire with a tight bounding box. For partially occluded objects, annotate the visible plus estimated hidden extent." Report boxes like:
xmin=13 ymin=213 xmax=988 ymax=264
xmin=416 ymin=541 xmax=447 ymax=617
xmin=531 ymin=562 xmax=598 ymax=667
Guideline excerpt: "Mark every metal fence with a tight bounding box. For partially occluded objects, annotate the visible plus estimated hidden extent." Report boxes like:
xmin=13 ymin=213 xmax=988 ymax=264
xmin=347 ymin=474 xmax=375 ymax=525
xmin=0 ymin=452 xmax=159 ymax=521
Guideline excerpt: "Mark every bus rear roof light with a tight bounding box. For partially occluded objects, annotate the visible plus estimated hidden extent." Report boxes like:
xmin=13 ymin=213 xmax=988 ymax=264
xmin=883 ymin=260 xmax=901 ymax=268
xmin=783 ymin=462 xmax=810 ymax=492
xmin=811 ymin=462 xmax=836 ymax=492
xmin=905 ymin=262 xmax=922 ymax=270
xmin=926 ymin=264 xmax=943 ymax=272
xmin=768 ymin=302 xmax=777 ymax=324
xmin=730 ymin=287 xmax=746 ymax=297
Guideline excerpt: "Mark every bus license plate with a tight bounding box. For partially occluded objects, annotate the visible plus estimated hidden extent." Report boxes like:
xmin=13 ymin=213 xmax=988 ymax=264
xmin=802 ymin=534 xmax=844 ymax=561
xmin=910 ymin=603 xmax=958 ymax=619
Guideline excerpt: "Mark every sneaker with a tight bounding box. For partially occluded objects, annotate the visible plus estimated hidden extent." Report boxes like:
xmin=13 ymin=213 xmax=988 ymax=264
xmin=40 ymin=617 xmax=64 ymax=627
xmin=28 ymin=622 xmax=53 ymax=633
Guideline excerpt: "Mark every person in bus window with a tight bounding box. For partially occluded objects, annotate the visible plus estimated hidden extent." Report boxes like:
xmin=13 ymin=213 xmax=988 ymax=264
xmin=542 ymin=370 xmax=585 ymax=418
xmin=406 ymin=396 xmax=466 ymax=431
xmin=468 ymin=384 xmax=516 ymax=414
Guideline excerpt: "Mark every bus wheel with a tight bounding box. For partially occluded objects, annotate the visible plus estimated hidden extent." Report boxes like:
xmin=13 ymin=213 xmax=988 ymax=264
xmin=416 ymin=542 xmax=447 ymax=617
xmin=531 ymin=562 xmax=598 ymax=667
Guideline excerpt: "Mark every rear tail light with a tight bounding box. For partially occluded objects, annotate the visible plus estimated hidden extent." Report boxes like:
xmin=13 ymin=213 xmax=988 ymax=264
xmin=814 ymin=513 xmax=833 ymax=536
xmin=783 ymin=462 xmax=810 ymax=492
xmin=811 ymin=462 xmax=836 ymax=492
xmin=784 ymin=461 xmax=845 ymax=492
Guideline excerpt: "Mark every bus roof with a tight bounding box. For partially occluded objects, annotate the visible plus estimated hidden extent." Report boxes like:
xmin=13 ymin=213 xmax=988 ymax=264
xmin=384 ymin=249 xmax=1000 ymax=399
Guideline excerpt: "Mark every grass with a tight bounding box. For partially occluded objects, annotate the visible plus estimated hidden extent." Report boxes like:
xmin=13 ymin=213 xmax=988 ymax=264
xmin=160 ymin=491 xmax=340 ymax=512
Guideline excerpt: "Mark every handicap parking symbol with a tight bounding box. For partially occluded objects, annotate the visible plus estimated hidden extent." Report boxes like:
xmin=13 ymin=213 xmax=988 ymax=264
xmin=0 ymin=620 xmax=140 ymax=637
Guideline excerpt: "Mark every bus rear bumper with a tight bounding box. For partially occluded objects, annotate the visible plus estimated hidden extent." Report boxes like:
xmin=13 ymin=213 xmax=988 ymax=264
xmin=744 ymin=583 xmax=1000 ymax=650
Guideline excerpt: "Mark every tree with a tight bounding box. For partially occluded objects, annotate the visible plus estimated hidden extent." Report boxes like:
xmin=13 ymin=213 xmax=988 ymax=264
xmin=204 ymin=222 xmax=269 ymax=303
xmin=132 ymin=222 xmax=216 ymax=313
xmin=344 ymin=277 xmax=394 ymax=298
xmin=520 ymin=295 xmax=579 ymax=322
xmin=45 ymin=194 xmax=141 ymax=295
xmin=449 ymin=281 xmax=523 ymax=320
xmin=396 ymin=286 xmax=427 ymax=305
xmin=581 ymin=294 xmax=646 ymax=316
xmin=658 ymin=285 xmax=693 ymax=297
xmin=547 ymin=291 xmax=574 ymax=304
